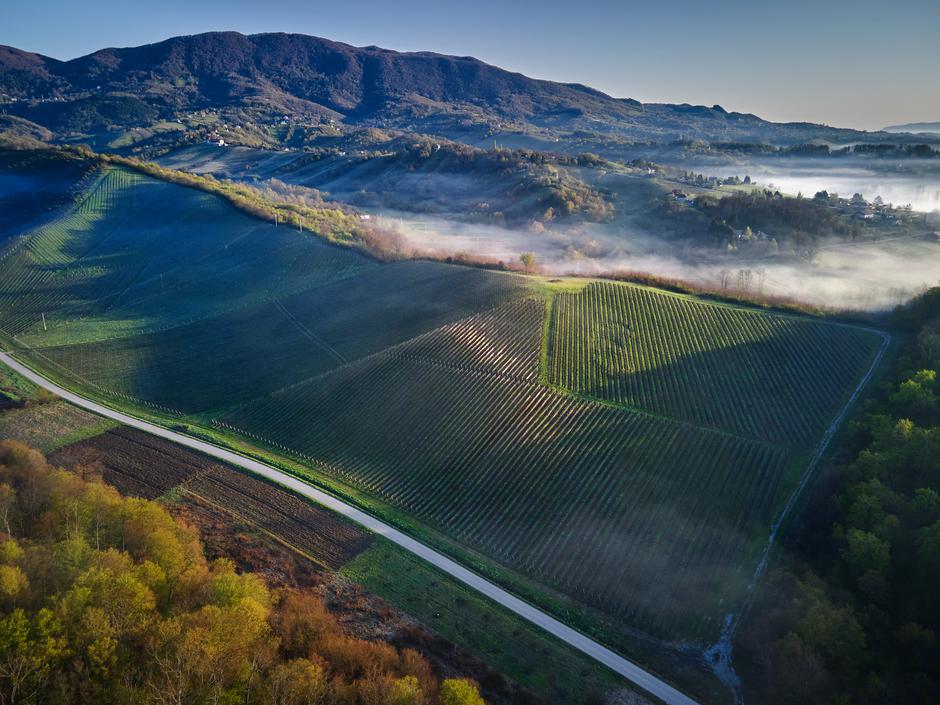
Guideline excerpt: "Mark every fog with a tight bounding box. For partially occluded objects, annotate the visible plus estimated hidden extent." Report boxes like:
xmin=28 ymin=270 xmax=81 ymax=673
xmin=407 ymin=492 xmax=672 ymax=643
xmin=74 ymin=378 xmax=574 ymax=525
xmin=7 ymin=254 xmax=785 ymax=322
xmin=673 ymin=156 xmax=940 ymax=213
xmin=380 ymin=210 xmax=940 ymax=311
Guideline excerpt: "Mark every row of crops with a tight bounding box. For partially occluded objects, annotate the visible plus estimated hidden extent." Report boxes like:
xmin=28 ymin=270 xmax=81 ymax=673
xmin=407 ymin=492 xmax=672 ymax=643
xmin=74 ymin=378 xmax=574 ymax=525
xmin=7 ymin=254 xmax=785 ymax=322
xmin=392 ymin=297 xmax=545 ymax=382
xmin=0 ymin=168 xmax=135 ymax=336
xmin=34 ymin=261 xmax=529 ymax=414
xmin=0 ymin=167 xmax=380 ymax=346
xmin=0 ymin=149 xmax=100 ymax=252
xmin=220 ymin=306 xmax=791 ymax=639
xmin=547 ymin=282 xmax=883 ymax=447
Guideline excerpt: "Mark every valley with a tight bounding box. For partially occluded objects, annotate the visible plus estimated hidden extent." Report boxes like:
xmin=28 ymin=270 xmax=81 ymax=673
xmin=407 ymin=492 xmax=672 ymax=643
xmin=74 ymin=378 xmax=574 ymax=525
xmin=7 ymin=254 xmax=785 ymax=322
xmin=1 ymin=20 xmax=938 ymax=705
xmin=0 ymin=153 xmax=892 ymax=703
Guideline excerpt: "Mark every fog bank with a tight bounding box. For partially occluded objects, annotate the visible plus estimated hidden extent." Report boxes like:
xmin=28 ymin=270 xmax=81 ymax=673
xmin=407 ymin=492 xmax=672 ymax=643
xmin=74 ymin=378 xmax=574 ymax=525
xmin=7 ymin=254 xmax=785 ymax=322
xmin=381 ymin=211 xmax=940 ymax=311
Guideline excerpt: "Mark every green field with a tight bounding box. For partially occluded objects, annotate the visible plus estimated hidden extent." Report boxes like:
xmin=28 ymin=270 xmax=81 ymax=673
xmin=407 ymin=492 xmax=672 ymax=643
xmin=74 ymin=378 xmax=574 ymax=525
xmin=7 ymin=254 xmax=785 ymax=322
xmin=0 ymin=160 xmax=885 ymax=657
xmin=0 ymin=149 xmax=99 ymax=250
xmin=547 ymin=282 xmax=881 ymax=446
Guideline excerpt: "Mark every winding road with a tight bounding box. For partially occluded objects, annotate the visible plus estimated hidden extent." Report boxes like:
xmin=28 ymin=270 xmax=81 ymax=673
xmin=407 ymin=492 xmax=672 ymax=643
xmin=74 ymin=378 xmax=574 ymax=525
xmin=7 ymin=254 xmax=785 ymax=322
xmin=0 ymin=351 xmax=698 ymax=705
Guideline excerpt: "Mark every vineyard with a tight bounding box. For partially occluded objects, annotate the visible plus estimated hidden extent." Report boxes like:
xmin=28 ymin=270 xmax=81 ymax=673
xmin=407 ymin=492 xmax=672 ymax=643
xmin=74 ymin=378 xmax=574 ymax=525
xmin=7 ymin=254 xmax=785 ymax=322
xmin=547 ymin=282 xmax=883 ymax=446
xmin=0 ymin=149 xmax=100 ymax=251
xmin=0 ymin=166 xmax=376 ymax=346
xmin=34 ymin=260 xmax=526 ymax=414
xmin=222 ymin=299 xmax=793 ymax=638
xmin=0 ymin=155 xmax=887 ymax=646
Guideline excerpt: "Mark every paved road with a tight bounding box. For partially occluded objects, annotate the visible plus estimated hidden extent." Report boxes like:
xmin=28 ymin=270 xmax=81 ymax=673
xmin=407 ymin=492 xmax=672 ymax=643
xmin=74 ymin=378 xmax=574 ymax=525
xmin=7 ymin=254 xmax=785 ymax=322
xmin=0 ymin=351 xmax=698 ymax=705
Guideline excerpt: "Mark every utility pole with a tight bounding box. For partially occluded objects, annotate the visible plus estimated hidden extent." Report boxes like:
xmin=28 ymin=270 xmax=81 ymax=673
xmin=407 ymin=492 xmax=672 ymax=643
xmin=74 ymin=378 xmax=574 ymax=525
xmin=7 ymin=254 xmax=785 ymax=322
xmin=41 ymin=313 xmax=47 ymax=331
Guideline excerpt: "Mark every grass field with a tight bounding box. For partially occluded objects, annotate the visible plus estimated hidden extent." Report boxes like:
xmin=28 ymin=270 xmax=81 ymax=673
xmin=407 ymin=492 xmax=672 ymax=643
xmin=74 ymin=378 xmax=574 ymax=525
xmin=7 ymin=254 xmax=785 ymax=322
xmin=0 ymin=149 xmax=99 ymax=251
xmin=343 ymin=541 xmax=623 ymax=703
xmin=0 ymin=156 xmax=886 ymax=670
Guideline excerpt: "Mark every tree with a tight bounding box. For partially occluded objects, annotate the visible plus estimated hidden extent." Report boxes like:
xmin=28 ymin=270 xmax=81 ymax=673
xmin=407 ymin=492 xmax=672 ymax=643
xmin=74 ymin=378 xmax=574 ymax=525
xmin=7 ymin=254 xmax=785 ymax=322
xmin=0 ymin=608 xmax=68 ymax=705
xmin=519 ymin=252 xmax=536 ymax=272
xmin=389 ymin=674 xmax=425 ymax=705
xmin=843 ymin=528 xmax=890 ymax=575
xmin=918 ymin=520 xmax=940 ymax=576
xmin=0 ymin=566 xmax=28 ymax=602
xmin=265 ymin=659 xmax=326 ymax=705
xmin=0 ymin=485 xmax=14 ymax=537
xmin=440 ymin=678 xmax=485 ymax=705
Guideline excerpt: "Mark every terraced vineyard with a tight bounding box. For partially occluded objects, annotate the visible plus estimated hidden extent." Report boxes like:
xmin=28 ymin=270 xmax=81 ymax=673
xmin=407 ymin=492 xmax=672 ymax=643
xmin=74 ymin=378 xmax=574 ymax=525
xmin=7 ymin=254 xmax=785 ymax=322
xmin=547 ymin=282 xmax=883 ymax=446
xmin=0 ymin=155 xmax=887 ymax=646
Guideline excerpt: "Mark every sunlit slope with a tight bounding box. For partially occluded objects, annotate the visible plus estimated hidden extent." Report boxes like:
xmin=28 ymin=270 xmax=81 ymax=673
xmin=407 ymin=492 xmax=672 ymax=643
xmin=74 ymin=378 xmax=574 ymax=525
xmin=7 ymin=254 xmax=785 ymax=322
xmin=0 ymin=164 xmax=884 ymax=644
xmin=547 ymin=282 xmax=883 ymax=446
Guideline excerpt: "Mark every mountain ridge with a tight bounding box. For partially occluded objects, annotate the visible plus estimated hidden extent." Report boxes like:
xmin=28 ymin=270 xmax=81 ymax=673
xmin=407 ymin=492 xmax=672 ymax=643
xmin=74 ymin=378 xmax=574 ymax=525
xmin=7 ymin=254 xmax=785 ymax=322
xmin=0 ymin=31 xmax=930 ymax=145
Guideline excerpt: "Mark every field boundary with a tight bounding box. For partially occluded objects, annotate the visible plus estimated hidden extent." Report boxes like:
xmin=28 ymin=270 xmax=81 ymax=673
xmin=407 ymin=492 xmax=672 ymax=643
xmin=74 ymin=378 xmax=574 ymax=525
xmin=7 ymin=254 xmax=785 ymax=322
xmin=701 ymin=324 xmax=892 ymax=699
xmin=0 ymin=350 xmax=700 ymax=705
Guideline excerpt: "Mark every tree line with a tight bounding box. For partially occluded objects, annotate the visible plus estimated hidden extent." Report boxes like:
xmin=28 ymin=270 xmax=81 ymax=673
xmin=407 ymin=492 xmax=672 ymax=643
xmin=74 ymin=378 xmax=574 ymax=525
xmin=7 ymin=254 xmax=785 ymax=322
xmin=738 ymin=287 xmax=940 ymax=704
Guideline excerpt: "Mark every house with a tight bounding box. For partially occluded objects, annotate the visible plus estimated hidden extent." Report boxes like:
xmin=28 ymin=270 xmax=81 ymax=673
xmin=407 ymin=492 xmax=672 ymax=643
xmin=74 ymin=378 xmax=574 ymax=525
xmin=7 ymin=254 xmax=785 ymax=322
xmin=671 ymin=190 xmax=689 ymax=202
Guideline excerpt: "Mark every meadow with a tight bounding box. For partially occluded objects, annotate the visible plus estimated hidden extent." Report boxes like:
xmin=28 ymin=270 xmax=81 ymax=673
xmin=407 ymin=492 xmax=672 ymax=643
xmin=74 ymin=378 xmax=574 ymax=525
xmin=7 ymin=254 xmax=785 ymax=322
xmin=0 ymin=160 xmax=886 ymax=648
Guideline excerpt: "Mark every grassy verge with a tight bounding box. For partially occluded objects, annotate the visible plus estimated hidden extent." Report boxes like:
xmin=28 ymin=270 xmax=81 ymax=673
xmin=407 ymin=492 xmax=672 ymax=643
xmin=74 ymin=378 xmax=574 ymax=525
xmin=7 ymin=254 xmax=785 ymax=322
xmin=343 ymin=541 xmax=622 ymax=704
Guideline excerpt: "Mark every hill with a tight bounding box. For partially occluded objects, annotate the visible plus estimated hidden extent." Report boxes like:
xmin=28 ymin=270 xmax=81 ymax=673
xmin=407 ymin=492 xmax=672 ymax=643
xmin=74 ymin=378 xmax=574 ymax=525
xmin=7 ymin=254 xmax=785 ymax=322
xmin=883 ymin=121 xmax=940 ymax=135
xmin=0 ymin=153 xmax=888 ymax=702
xmin=0 ymin=32 xmax=911 ymax=145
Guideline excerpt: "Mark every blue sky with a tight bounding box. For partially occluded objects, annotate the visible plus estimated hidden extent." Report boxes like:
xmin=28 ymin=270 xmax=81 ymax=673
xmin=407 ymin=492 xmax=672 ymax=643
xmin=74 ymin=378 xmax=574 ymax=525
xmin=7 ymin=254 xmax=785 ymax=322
xmin=3 ymin=0 xmax=937 ymax=130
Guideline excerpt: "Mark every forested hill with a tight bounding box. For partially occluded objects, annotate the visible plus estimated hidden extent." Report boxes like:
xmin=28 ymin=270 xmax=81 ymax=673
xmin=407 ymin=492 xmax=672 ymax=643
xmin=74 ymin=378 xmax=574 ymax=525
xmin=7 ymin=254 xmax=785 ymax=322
xmin=0 ymin=32 xmax=905 ymax=144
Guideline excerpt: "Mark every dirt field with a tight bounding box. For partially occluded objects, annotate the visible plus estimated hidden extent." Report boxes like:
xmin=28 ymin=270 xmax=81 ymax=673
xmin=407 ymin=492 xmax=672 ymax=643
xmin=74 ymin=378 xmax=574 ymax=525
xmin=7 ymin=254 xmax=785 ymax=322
xmin=0 ymin=400 xmax=114 ymax=451
xmin=51 ymin=426 xmax=372 ymax=568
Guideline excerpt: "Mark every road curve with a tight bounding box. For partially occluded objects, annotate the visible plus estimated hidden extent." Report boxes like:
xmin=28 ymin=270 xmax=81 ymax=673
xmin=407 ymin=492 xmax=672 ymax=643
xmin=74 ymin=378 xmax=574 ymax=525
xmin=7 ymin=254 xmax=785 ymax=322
xmin=0 ymin=352 xmax=698 ymax=705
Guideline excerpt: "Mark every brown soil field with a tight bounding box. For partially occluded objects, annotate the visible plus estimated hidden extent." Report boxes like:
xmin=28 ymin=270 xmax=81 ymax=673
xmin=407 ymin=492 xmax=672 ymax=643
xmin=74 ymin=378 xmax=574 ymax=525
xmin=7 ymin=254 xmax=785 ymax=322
xmin=50 ymin=426 xmax=214 ymax=498
xmin=182 ymin=464 xmax=373 ymax=570
xmin=51 ymin=427 xmax=372 ymax=568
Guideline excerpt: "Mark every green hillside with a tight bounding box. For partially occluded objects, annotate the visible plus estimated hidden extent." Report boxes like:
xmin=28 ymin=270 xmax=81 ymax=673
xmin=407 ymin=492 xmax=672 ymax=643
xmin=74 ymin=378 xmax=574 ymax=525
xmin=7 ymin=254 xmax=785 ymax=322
xmin=0 ymin=161 xmax=885 ymax=649
xmin=547 ymin=282 xmax=881 ymax=446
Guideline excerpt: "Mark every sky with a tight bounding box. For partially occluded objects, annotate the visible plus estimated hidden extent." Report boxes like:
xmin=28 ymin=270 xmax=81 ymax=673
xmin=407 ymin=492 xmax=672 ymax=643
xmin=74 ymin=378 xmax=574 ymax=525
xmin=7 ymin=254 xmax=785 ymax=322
xmin=3 ymin=0 xmax=938 ymax=131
